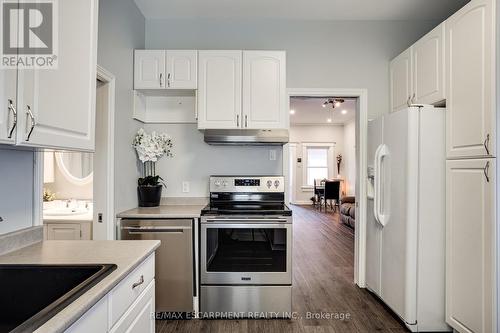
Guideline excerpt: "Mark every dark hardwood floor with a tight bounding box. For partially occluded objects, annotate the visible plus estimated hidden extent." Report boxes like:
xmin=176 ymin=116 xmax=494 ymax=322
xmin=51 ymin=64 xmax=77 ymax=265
xmin=157 ymin=205 xmax=408 ymax=333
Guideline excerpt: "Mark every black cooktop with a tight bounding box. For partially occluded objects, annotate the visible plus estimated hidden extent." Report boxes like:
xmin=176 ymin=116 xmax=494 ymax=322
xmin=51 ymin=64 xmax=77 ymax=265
xmin=201 ymin=203 xmax=292 ymax=216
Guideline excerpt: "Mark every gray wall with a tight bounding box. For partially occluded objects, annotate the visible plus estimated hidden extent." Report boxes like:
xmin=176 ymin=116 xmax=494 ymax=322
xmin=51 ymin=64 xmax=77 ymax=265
xmin=146 ymin=19 xmax=438 ymax=118
xmin=0 ymin=149 xmax=34 ymax=234
xmin=98 ymin=0 xmax=145 ymax=213
xmin=145 ymin=124 xmax=283 ymax=197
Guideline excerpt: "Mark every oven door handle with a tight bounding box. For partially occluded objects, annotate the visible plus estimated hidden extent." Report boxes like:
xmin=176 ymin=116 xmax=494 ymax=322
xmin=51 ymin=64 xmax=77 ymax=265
xmin=203 ymin=218 xmax=289 ymax=223
xmin=201 ymin=222 xmax=290 ymax=229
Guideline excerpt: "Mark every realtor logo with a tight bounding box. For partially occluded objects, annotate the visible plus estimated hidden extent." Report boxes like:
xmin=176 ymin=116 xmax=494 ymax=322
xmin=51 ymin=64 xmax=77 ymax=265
xmin=1 ymin=0 xmax=58 ymax=69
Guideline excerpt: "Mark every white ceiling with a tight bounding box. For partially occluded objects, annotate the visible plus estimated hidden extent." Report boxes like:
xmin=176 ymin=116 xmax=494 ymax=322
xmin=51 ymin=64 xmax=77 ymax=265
xmin=134 ymin=0 xmax=468 ymax=21
xmin=290 ymin=97 xmax=356 ymax=125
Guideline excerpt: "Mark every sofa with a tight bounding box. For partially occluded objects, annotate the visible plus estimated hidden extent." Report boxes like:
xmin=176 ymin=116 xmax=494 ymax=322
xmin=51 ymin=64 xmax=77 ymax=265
xmin=340 ymin=196 xmax=355 ymax=228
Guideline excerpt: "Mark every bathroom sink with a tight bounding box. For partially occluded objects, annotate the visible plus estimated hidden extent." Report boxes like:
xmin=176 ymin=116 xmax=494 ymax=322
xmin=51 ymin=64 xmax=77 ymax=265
xmin=44 ymin=207 xmax=89 ymax=217
xmin=0 ymin=263 xmax=117 ymax=332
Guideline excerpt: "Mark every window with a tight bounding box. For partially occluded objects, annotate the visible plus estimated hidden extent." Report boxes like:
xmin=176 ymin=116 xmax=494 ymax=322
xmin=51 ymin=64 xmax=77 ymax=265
xmin=306 ymin=147 xmax=329 ymax=186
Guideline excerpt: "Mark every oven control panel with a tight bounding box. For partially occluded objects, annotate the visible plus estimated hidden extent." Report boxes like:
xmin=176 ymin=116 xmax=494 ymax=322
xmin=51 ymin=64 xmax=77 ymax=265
xmin=210 ymin=176 xmax=284 ymax=193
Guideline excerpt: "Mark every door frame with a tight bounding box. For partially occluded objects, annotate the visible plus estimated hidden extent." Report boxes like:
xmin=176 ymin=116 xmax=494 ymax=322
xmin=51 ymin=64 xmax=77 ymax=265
xmin=33 ymin=66 xmax=116 ymax=240
xmin=284 ymin=88 xmax=368 ymax=287
xmin=95 ymin=65 xmax=116 ymax=240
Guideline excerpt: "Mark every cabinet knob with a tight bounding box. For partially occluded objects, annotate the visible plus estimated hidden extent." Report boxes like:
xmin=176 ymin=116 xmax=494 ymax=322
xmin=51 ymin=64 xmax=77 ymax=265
xmin=236 ymin=114 xmax=240 ymax=127
xmin=159 ymin=73 xmax=163 ymax=87
xmin=167 ymin=73 xmax=171 ymax=88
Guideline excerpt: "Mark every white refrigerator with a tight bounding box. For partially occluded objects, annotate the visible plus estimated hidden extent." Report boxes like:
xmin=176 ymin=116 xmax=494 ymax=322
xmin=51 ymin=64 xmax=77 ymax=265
xmin=366 ymin=105 xmax=449 ymax=332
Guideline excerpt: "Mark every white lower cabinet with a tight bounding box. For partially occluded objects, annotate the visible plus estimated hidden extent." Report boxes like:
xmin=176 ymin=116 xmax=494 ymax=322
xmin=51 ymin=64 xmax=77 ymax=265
xmin=445 ymin=158 xmax=496 ymax=333
xmin=64 ymin=254 xmax=156 ymax=333
xmin=110 ymin=281 xmax=155 ymax=333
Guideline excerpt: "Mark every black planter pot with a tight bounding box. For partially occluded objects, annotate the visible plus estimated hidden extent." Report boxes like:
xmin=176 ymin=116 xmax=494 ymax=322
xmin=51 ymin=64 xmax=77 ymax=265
xmin=137 ymin=185 xmax=162 ymax=207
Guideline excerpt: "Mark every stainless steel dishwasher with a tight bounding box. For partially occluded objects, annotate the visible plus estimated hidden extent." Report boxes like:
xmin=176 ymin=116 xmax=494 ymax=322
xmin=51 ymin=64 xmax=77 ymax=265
xmin=120 ymin=219 xmax=193 ymax=313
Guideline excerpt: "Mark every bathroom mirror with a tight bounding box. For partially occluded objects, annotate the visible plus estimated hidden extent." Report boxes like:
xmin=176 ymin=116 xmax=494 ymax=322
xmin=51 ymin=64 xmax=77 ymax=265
xmin=55 ymin=152 xmax=93 ymax=185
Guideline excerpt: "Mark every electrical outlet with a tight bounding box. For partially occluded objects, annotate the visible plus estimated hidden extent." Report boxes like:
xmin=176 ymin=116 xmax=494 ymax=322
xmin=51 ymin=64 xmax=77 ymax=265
xmin=269 ymin=149 xmax=276 ymax=161
xmin=182 ymin=181 xmax=190 ymax=193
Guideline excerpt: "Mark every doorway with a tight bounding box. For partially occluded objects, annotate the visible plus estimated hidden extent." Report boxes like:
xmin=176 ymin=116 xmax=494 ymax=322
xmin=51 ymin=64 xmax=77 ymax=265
xmin=284 ymin=88 xmax=368 ymax=287
xmin=39 ymin=66 xmax=116 ymax=241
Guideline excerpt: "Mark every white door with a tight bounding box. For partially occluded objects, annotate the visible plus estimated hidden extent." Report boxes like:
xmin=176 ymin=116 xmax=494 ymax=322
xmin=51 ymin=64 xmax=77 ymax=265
xmin=165 ymin=50 xmax=197 ymax=89
xmin=379 ymin=109 xmax=417 ymax=324
xmin=445 ymin=0 xmax=495 ymax=159
xmin=197 ymin=50 xmax=242 ymax=129
xmin=365 ymin=116 xmax=383 ymax=296
xmin=46 ymin=223 xmax=81 ymax=240
xmin=242 ymin=51 xmax=286 ymax=129
xmin=412 ymin=23 xmax=445 ymax=105
xmin=390 ymin=48 xmax=412 ymax=112
xmin=134 ymin=50 xmax=165 ymax=89
xmin=446 ymin=158 xmax=495 ymax=333
xmin=16 ymin=0 xmax=98 ymax=151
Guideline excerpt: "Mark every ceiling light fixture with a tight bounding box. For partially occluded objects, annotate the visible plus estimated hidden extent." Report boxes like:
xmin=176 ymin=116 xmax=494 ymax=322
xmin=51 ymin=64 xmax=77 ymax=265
xmin=323 ymin=98 xmax=345 ymax=109
xmin=289 ymin=109 xmax=295 ymax=115
xmin=341 ymin=109 xmax=347 ymax=115
xmin=327 ymin=118 xmax=332 ymax=123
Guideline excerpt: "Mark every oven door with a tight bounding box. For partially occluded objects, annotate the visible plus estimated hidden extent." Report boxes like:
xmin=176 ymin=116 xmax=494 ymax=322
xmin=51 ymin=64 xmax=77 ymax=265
xmin=201 ymin=221 xmax=292 ymax=285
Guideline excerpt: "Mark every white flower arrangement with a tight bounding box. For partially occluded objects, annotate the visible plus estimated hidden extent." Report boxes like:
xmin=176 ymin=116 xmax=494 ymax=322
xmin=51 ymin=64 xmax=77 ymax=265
xmin=133 ymin=128 xmax=173 ymax=163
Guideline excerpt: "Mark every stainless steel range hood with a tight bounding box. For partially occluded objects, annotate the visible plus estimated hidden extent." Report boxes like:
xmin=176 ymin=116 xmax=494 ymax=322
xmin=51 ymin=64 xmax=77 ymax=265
xmin=203 ymin=129 xmax=289 ymax=146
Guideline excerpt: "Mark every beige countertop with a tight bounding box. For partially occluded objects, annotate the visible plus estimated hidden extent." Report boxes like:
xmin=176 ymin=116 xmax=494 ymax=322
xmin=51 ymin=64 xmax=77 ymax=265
xmin=0 ymin=240 xmax=160 ymax=333
xmin=117 ymin=204 xmax=206 ymax=219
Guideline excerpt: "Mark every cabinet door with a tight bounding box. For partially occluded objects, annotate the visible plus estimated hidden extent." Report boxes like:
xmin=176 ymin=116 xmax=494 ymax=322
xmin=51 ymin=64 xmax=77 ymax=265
xmin=134 ymin=50 xmax=166 ymax=90
xmin=165 ymin=50 xmax=197 ymax=89
xmin=390 ymin=48 xmax=412 ymax=112
xmin=197 ymin=51 xmax=242 ymax=129
xmin=65 ymin=295 xmax=108 ymax=333
xmin=412 ymin=23 xmax=445 ymax=105
xmin=242 ymin=51 xmax=286 ymax=129
xmin=0 ymin=3 xmax=17 ymax=145
xmin=446 ymin=0 xmax=495 ymax=159
xmin=446 ymin=158 xmax=495 ymax=333
xmin=0 ymin=70 xmax=17 ymax=145
xmin=16 ymin=0 xmax=98 ymax=151
xmin=110 ymin=280 xmax=155 ymax=333
xmin=46 ymin=223 xmax=81 ymax=240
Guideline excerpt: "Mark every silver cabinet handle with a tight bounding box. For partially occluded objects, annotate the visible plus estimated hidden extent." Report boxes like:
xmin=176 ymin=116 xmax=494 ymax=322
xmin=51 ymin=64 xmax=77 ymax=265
xmin=406 ymin=95 xmax=411 ymax=107
xmin=132 ymin=274 xmax=144 ymax=289
xmin=484 ymin=134 xmax=490 ymax=155
xmin=159 ymin=73 xmax=163 ymax=87
xmin=236 ymin=114 xmax=240 ymax=127
xmin=167 ymin=73 xmax=171 ymax=88
xmin=7 ymin=99 xmax=17 ymax=139
xmin=245 ymin=115 xmax=248 ymax=128
xmin=411 ymin=92 xmax=416 ymax=104
xmin=25 ymin=105 xmax=35 ymax=141
xmin=484 ymin=161 xmax=490 ymax=182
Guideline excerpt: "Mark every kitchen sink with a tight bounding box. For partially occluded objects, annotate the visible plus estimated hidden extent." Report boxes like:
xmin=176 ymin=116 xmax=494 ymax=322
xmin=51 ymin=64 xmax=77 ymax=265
xmin=44 ymin=207 xmax=89 ymax=217
xmin=0 ymin=264 xmax=117 ymax=333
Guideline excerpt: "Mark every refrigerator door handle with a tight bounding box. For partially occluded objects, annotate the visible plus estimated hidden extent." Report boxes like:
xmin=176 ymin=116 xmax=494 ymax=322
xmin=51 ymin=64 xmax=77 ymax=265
xmin=375 ymin=144 xmax=390 ymax=227
xmin=373 ymin=145 xmax=382 ymax=225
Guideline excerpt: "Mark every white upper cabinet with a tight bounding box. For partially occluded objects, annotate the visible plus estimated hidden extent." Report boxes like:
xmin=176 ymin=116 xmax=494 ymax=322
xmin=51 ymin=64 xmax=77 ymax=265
xmin=445 ymin=158 xmax=495 ymax=333
xmin=445 ymin=0 xmax=495 ymax=159
xmin=134 ymin=50 xmax=197 ymax=90
xmin=134 ymin=50 xmax=166 ymax=90
xmin=242 ymin=51 xmax=286 ymax=129
xmin=390 ymin=23 xmax=446 ymax=112
xmin=197 ymin=50 xmax=242 ymax=129
xmin=0 ymin=68 xmax=17 ymax=145
xmin=390 ymin=48 xmax=412 ymax=112
xmin=14 ymin=0 xmax=98 ymax=151
xmin=166 ymin=50 xmax=197 ymax=89
xmin=412 ymin=23 xmax=445 ymax=106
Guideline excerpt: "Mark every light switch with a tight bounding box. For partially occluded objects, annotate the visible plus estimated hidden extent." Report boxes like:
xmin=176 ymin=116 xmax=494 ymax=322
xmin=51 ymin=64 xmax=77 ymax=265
xmin=182 ymin=181 xmax=190 ymax=193
xmin=269 ymin=150 xmax=276 ymax=161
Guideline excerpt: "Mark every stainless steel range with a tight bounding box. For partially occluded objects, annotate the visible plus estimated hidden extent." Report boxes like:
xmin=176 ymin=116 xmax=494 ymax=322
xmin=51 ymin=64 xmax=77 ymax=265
xmin=200 ymin=176 xmax=292 ymax=318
